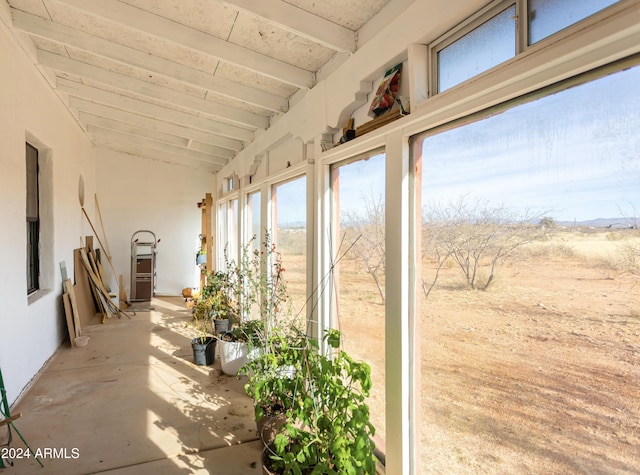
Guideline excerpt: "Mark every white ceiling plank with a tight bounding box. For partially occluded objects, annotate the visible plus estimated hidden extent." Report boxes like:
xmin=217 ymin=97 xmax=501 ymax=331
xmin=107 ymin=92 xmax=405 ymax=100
xmin=69 ymin=97 xmax=243 ymax=152
xmin=92 ymin=136 xmax=221 ymax=172
xmin=88 ymin=125 xmax=228 ymax=166
xmin=58 ymin=78 xmax=254 ymax=142
xmin=187 ymin=140 xmax=237 ymax=156
xmin=11 ymin=9 xmax=288 ymax=113
xmin=81 ymin=112 xmax=190 ymax=149
xmin=221 ymin=0 xmax=356 ymax=53
xmin=83 ymin=113 xmax=235 ymax=159
xmin=39 ymin=50 xmax=269 ymax=129
xmin=53 ymin=0 xmax=315 ymax=89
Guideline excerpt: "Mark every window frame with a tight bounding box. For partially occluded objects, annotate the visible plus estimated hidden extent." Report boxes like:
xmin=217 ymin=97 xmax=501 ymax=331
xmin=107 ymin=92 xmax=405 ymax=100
xmin=26 ymin=142 xmax=40 ymax=295
xmin=429 ymin=0 xmax=625 ymax=97
xmin=411 ymin=54 xmax=640 ymax=475
xmin=429 ymin=0 xmax=521 ymax=95
xmin=328 ymin=147 xmax=388 ymax=455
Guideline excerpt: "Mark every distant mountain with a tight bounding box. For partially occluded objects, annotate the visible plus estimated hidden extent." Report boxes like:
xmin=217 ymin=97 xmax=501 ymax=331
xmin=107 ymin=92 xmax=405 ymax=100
xmin=278 ymin=221 xmax=306 ymax=230
xmin=556 ymin=217 xmax=634 ymax=228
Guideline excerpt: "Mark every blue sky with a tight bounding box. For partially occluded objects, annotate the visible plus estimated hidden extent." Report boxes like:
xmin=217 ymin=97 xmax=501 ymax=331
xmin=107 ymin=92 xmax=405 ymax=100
xmin=421 ymin=64 xmax=640 ymax=223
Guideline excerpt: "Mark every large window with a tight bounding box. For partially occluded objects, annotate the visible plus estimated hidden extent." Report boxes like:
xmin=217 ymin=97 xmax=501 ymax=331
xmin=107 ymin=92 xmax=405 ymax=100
xmin=272 ymin=176 xmax=307 ymax=321
xmin=414 ymin=63 xmax=640 ymax=473
xmin=330 ymin=151 xmax=387 ymax=454
xmin=26 ymin=143 xmax=39 ymax=294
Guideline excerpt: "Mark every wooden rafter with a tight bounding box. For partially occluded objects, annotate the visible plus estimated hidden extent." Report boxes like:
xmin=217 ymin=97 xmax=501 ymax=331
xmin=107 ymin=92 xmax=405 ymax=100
xmin=53 ymin=0 xmax=315 ymax=89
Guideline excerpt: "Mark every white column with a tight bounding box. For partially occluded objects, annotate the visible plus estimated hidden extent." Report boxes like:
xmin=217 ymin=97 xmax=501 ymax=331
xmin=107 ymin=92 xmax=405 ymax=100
xmin=384 ymin=129 xmax=418 ymax=474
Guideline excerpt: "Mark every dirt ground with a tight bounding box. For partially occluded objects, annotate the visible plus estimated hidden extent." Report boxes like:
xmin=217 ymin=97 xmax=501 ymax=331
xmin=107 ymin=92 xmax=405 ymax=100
xmin=282 ymin=229 xmax=640 ymax=474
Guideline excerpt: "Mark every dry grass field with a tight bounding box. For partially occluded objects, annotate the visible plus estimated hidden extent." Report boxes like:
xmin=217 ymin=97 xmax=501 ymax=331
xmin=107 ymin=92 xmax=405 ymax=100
xmin=278 ymin=228 xmax=640 ymax=474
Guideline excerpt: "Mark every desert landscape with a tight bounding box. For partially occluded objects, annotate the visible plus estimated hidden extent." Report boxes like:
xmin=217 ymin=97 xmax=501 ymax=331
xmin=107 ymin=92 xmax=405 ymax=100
xmin=280 ymin=226 xmax=640 ymax=474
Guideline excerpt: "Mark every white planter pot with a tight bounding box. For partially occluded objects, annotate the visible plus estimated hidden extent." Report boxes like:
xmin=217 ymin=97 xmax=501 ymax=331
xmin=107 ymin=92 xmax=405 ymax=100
xmin=218 ymin=339 xmax=250 ymax=375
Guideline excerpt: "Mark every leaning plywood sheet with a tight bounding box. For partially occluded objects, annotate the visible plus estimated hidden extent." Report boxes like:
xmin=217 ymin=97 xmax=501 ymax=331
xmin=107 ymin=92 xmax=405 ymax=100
xmin=73 ymin=248 xmax=98 ymax=328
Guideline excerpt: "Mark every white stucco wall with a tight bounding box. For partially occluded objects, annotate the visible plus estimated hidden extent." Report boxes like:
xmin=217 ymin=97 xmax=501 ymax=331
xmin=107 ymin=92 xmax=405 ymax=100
xmin=0 ymin=19 xmax=97 ymax=404
xmin=95 ymin=149 xmax=215 ymax=296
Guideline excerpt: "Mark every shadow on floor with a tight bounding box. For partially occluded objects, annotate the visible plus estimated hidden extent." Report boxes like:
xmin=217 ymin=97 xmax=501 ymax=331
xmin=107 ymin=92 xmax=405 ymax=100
xmin=3 ymin=296 xmax=262 ymax=475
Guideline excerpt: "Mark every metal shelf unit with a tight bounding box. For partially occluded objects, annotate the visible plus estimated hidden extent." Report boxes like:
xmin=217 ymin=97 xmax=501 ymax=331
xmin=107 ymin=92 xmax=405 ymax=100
xmin=130 ymin=230 xmax=157 ymax=302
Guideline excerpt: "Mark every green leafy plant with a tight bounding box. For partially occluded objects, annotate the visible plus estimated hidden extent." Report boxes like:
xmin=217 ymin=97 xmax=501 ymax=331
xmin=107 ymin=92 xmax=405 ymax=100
xmin=190 ymin=270 xmax=240 ymax=343
xmin=202 ymin=271 xmax=240 ymax=323
xmin=220 ymin=318 xmax=266 ymax=346
xmin=264 ymin=329 xmax=377 ymax=475
xmin=241 ymin=329 xmax=306 ymax=422
xmin=190 ymin=300 xmax=214 ymax=344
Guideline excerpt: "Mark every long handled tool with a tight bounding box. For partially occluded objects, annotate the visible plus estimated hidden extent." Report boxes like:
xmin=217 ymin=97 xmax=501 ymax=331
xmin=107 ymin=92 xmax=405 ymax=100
xmin=81 ymin=207 xmax=122 ymax=308
xmin=0 ymin=368 xmax=43 ymax=468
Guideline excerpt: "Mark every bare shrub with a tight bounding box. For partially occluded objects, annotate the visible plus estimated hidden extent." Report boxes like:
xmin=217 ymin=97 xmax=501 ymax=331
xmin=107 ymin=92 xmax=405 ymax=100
xmin=342 ymin=192 xmax=385 ymax=303
xmin=423 ymin=195 xmax=551 ymax=292
xmin=618 ymin=238 xmax=640 ymax=276
xmin=616 ymin=204 xmax=640 ymax=277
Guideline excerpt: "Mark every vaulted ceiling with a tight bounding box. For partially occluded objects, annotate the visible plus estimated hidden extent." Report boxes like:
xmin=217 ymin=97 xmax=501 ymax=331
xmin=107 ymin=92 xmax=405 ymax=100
xmin=5 ymin=0 xmax=396 ymax=171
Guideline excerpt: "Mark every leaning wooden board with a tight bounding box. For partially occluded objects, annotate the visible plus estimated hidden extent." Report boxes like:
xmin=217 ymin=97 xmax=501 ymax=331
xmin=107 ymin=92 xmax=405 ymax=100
xmin=63 ymin=279 xmax=81 ymax=339
xmin=73 ymin=248 xmax=98 ymax=328
xmin=62 ymin=292 xmax=76 ymax=347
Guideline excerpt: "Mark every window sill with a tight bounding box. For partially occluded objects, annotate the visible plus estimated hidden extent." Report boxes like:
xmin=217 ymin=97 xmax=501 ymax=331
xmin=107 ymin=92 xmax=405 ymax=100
xmin=27 ymin=288 xmax=53 ymax=305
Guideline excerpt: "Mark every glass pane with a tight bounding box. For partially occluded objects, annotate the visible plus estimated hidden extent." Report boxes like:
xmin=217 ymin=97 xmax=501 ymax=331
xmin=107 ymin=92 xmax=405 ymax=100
xmin=247 ymin=191 xmax=261 ymax=254
xmin=217 ymin=202 xmax=227 ymax=270
xmin=229 ymin=198 xmax=238 ymax=264
xmin=331 ymin=152 xmax=387 ymax=453
xmin=272 ymin=176 xmax=307 ymax=321
xmin=529 ymin=0 xmax=620 ymax=44
xmin=25 ymin=143 xmax=38 ymax=218
xmin=438 ymin=5 xmax=516 ymax=92
xmin=416 ymin=65 xmax=640 ymax=472
xmin=26 ymin=221 xmax=39 ymax=293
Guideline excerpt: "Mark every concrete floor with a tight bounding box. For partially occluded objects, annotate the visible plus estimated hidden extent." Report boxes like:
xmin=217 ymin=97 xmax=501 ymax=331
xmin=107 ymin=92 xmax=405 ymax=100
xmin=3 ymin=297 xmax=263 ymax=474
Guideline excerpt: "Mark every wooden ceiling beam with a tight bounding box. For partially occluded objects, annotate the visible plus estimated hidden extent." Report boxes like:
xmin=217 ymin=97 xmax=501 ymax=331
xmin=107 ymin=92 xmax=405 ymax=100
xmin=11 ymin=9 xmax=288 ymax=113
xmin=91 ymin=136 xmax=222 ymax=172
xmin=58 ymin=78 xmax=254 ymax=142
xmin=39 ymin=50 xmax=268 ymax=129
xmin=220 ymin=0 xmax=356 ymax=53
xmin=88 ymin=125 xmax=228 ymax=166
xmin=54 ymin=0 xmax=315 ymax=89
xmin=79 ymin=112 xmax=236 ymax=160
xmin=69 ymin=97 xmax=243 ymax=152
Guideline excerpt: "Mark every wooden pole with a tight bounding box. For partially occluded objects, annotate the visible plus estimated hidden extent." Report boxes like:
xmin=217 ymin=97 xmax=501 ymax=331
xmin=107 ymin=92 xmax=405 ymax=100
xmin=94 ymin=194 xmax=112 ymax=258
xmin=81 ymin=207 xmax=120 ymax=303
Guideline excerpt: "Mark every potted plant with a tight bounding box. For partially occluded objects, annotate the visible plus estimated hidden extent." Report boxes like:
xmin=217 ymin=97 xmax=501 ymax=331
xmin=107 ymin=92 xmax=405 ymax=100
xmin=241 ymin=329 xmax=306 ymax=444
xmin=218 ymin=233 xmax=298 ymax=376
xmin=200 ymin=270 xmax=239 ymax=335
xmin=189 ymin=299 xmax=217 ymax=366
xmin=218 ymin=318 xmax=266 ymax=375
xmin=262 ymin=329 xmax=377 ymax=475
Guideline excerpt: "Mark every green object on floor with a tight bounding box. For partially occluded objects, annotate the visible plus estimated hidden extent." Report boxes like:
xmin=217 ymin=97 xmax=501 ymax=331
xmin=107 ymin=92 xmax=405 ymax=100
xmin=0 ymin=367 xmax=43 ymax=468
